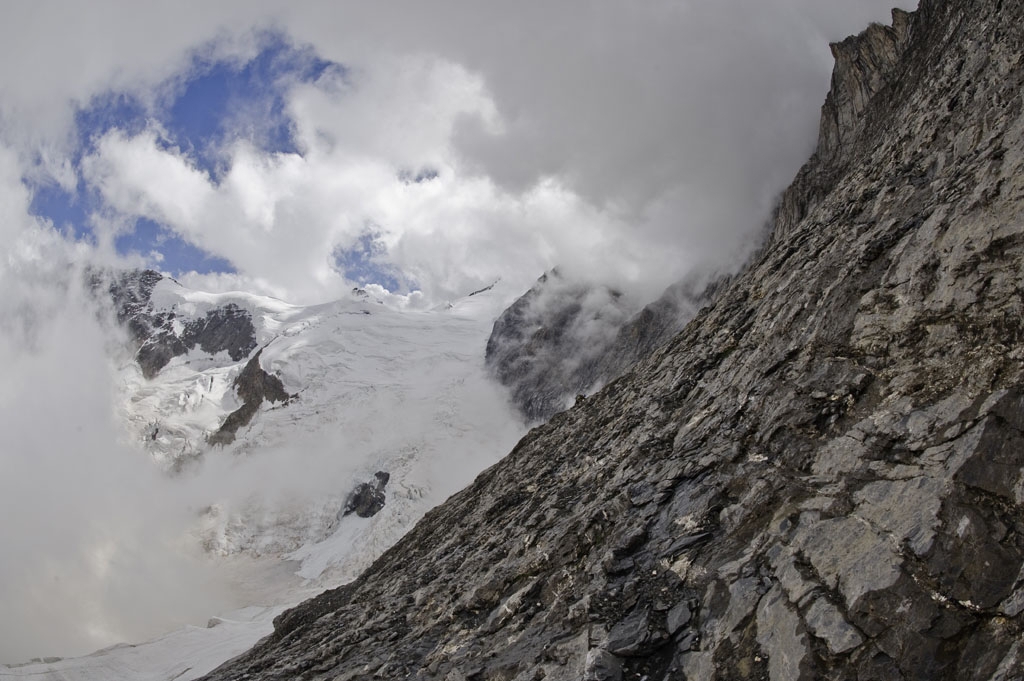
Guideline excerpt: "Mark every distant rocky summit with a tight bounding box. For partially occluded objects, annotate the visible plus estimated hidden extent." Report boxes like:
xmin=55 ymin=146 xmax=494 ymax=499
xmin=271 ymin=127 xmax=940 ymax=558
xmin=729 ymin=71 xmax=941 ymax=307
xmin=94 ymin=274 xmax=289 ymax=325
xmin=486 ymin=269 xmax=714 ymax=422
xmin=97 ymin=268 xmax=258 ymax=378
xmin=202 ymin=1 xmax=1024 ymax=679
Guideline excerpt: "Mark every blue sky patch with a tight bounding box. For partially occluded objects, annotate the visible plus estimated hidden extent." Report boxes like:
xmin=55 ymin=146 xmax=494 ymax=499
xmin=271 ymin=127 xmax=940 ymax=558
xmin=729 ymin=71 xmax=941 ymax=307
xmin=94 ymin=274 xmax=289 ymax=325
xmin=114 ymin=218 xmax=235 ymax=275
xmin=31 ymin=182 xmax=88 ymax=237
xmin=75 ymin=92 xmax=148 ymax=151
xmin=334 ymin=230 xmax=412 ymax=293
xmin=163 ymin=33 xmax=337 ymax=179
xmin=28 ymin=32 xmax=340 ymax=278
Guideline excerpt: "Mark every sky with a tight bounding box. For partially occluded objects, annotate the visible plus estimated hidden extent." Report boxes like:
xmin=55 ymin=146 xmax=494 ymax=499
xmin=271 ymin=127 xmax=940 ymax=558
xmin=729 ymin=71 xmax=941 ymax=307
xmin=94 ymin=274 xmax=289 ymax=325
xmin=0 ymin=0 xmax=908 ymax=307
xmin=0 ymin=0 xmax=913 ymax=665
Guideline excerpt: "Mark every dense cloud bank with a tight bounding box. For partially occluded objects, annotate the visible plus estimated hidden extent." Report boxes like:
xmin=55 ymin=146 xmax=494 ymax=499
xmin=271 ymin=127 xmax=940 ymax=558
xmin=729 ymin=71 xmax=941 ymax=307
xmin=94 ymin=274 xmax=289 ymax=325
xmin=2 ymin=0 xmax=907 ymax=304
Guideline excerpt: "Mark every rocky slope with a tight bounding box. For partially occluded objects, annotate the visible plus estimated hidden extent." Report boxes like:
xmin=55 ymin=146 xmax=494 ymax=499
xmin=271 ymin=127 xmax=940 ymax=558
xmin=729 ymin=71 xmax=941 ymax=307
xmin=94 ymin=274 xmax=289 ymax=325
xmin=201 ymin=1 xmax=1024 ymax=679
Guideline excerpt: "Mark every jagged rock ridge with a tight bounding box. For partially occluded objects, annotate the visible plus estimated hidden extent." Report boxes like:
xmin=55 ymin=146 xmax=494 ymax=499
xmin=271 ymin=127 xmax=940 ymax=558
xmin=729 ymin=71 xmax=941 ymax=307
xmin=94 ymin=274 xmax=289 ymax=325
xmin=202 ymin=1 xmax=1024 ymax=679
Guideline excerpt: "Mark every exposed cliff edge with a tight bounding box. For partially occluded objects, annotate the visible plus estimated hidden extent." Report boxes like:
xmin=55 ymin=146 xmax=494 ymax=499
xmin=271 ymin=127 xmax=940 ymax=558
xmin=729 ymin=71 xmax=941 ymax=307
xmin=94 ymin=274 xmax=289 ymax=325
xmin=203 ymin=1 xmax=1024 ymax=679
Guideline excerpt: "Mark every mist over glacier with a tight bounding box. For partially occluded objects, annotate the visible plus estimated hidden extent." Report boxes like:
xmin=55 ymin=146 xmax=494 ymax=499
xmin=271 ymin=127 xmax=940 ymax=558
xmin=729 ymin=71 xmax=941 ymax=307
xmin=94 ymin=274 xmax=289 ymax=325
xmin=0 ymin=263 xmax=526 ymax=664
xmin=0 ymin=269 xmax=229 ymax=660
xmin=0 ymin=0 xmax=911 ymax=668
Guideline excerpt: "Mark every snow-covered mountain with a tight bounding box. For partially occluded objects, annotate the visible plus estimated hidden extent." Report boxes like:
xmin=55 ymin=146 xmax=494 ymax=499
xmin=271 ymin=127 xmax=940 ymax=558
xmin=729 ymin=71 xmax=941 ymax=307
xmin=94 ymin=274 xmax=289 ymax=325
xmin=1 ymin=272 xmax=526 ymax=678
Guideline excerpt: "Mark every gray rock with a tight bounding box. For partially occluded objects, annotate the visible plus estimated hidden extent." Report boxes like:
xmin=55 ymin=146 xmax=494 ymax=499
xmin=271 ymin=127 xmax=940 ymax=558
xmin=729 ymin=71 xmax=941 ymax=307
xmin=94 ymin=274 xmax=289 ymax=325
xmin=343 ymin=472 xmax=390 ymax=518
xmin=721 ymin=577 xmax=764 ymax=642
xmin=665 ymin=600 xmax=692 ymax=635
xmin=582 ymin=649 xmax=622 ymax=681
xmin=853 ymin=476 xmax=944 ymax=556
xmin=605 ymin=609 xmax=661 ymax=657
xmin=792 ymin=516 xmax=902 ymax=610
xmin=676 ymin=630 xmax=698 ymax=652
xmin=756 ymin=586 xmax=809 ymax=681
xmin=803 ymin=596 xmax=864 ymax=655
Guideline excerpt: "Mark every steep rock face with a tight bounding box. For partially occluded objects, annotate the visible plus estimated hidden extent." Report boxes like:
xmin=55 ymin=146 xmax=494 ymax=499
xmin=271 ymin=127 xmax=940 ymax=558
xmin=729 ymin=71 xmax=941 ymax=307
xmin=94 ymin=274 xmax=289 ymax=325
xmin=101 ymin=268 xmax=164 ymax=333
xmin=487 ymin=270 xmax=713 ymax=422
xmin=775 ymin=8 xmax=915 ymax=239
xmin=817 ymin=9 xmax=914 ymax=166
xmin=202 ymin=1 xmax=1024 ymax=679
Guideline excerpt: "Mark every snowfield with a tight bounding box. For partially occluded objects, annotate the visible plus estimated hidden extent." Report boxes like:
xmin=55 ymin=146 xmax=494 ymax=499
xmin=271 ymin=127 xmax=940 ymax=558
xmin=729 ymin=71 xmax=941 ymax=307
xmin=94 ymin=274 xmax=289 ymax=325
xmin=0 ymin=606 xmax=282 ymax=681
xmin=1 ymin=279 xmax=526 ymax=679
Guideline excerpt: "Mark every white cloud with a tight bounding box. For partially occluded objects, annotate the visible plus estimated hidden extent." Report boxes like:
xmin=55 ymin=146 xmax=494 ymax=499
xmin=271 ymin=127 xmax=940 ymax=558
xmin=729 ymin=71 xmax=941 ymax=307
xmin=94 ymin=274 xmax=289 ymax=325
xmin=79 ymin=56 xmax=558 ymax=303
xmin=0 ymin=2 xmax=265 ymax=153
xmin=0 ymin=170 xmax=231 ymax=660
xmin=0 ymin=293 xmax=234 ymax=660
xmin=4 ymin=0 xmax=910 ymax=304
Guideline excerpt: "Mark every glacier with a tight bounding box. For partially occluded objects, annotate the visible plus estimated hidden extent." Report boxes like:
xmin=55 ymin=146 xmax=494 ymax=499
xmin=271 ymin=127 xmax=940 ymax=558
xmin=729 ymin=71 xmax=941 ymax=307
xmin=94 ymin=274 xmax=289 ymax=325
xmin=0 ymin=275 xmax=525 ymax=678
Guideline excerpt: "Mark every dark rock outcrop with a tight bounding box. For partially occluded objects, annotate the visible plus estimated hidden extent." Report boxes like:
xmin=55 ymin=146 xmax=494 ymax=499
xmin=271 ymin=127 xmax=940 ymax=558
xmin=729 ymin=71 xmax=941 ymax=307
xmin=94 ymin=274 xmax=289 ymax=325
xmin=208 ymin=349 xmax=291 ymax=446
xmin=203 ymin=1 xmax=1024 ymax=679
xmin=343 ymin=472 xmax=391 ymax=519
xmin=100 ymin=268 xmax=165 ymax=332
xmin=137 ymin=303 xmax=257 ymax=379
